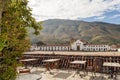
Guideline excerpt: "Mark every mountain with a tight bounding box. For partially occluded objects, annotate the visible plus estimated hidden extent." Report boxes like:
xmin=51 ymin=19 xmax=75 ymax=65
xmin=29 ymin=19 xmax=120 ymax=45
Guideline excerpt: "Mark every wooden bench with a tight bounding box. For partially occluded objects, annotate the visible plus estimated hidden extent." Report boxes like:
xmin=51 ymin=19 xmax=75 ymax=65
xmin=19 ymin=68 xmax=30 ymax=73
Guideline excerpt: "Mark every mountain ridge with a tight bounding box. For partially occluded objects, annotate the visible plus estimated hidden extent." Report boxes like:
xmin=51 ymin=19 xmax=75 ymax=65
xmin=29 ymin=19 xmax=120 ymax=45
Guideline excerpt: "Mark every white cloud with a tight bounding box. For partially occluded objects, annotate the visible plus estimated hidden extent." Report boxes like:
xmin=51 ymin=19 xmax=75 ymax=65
xmin=28 ymin=0 xmax=120 ymax=21
xmin=110 ymin=14 xmax=120 ymax=18
xmin=95 ymin=16 xmax=106 ymax=20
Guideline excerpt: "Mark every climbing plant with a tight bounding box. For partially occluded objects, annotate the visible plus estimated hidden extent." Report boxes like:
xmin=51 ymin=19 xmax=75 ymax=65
xmin=0 ymin=0 xmax=42 ymax=80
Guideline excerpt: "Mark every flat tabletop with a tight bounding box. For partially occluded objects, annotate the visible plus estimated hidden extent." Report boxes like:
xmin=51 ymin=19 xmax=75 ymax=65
xmin=103 ymin=62 xmax=120 ymax=67
xmin=20 ymin=59 xmax=37 ymax=62
xmin=42 ymin=59 xmax=60 ymax=62
xmin=70 ymin=60 xmax=86 ymax=64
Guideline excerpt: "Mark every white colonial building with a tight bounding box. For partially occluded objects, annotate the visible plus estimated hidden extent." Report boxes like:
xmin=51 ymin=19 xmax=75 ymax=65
xmin=30 ymin=39 xmax=113 ymax=52
xmin=70 ymin=39 xmax=110 ymax=51
xmin=39 ymin=45 xmax=71 ymax=51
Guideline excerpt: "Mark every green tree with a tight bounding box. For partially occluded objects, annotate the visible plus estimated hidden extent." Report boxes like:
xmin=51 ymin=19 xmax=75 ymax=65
xmin=0 ymin=0 xmax=42 ymax=80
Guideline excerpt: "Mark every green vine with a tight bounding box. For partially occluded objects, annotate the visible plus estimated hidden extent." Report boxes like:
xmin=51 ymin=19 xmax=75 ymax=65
xmin=0 ymin=0 xmax=42 ymax=80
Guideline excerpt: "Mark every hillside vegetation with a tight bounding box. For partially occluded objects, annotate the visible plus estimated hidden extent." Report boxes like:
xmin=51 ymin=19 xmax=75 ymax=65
xmin=29 ymin=19 xmax=120 ymax=45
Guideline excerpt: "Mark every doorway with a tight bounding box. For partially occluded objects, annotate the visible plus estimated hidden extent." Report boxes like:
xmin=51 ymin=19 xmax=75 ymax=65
xmin=77 ymin=46 xmax=80 ymax=51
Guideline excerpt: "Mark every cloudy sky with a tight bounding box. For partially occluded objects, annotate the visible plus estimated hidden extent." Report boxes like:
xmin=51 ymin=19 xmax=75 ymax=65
xmin=28 ymin=0 xmax=120 ymax=24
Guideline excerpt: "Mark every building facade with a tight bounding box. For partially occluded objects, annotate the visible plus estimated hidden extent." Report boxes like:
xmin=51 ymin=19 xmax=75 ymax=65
xmin=39 ymin=45 xmax=71 ymax=51
xmin=30 ymin=39 xmax=114 ymax=52
xmin=70 ymin=39 xmax=110 ymax=51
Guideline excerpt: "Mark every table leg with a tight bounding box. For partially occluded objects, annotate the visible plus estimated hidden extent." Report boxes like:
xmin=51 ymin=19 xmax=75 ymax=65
xmin=113 ymin=72 xmax=117 ymax=80
xmin=83 ymin=64 xmax=87 ymax=77
xmin=25 ymin=65 xmax=28 ymax=69
xmin=73 ymin=70 xmax=82 ymax=77
xmin=73 ymin=70 xmax=77 ymax=77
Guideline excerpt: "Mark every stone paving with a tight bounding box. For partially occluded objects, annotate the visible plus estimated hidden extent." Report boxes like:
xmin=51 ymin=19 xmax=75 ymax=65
xmin=16 ymin=67 xmax=120 ymax=80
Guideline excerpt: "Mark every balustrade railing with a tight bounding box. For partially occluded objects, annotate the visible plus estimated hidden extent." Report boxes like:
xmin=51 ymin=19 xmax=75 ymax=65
xmin=21 ymin=54 xmax=120 ymax=73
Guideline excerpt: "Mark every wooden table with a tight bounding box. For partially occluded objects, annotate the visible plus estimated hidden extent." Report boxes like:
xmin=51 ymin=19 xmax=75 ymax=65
xmin=20 ymin=58 xmax=38 ymax=69
xmin=42 ymin=59 xmax=60 ymax=74
xmin=19 ymin=58 xmax=37 ymax=73
xmin=103 ymin=62 xmax=120 ymax=79
xmin=43 ymin=59 xmax=60 ymax=63
xmin=70 ymin=60 xmax=86 ymax=77
xmin=103 ymin=62 xmax=120 ymax=67
xmin=20 ymin=59 xmax=37 ymax=62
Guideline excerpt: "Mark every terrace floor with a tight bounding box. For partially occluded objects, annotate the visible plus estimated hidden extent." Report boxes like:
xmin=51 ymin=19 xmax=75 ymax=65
xmin=16 ymin=67 xmax=120 ymax=80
